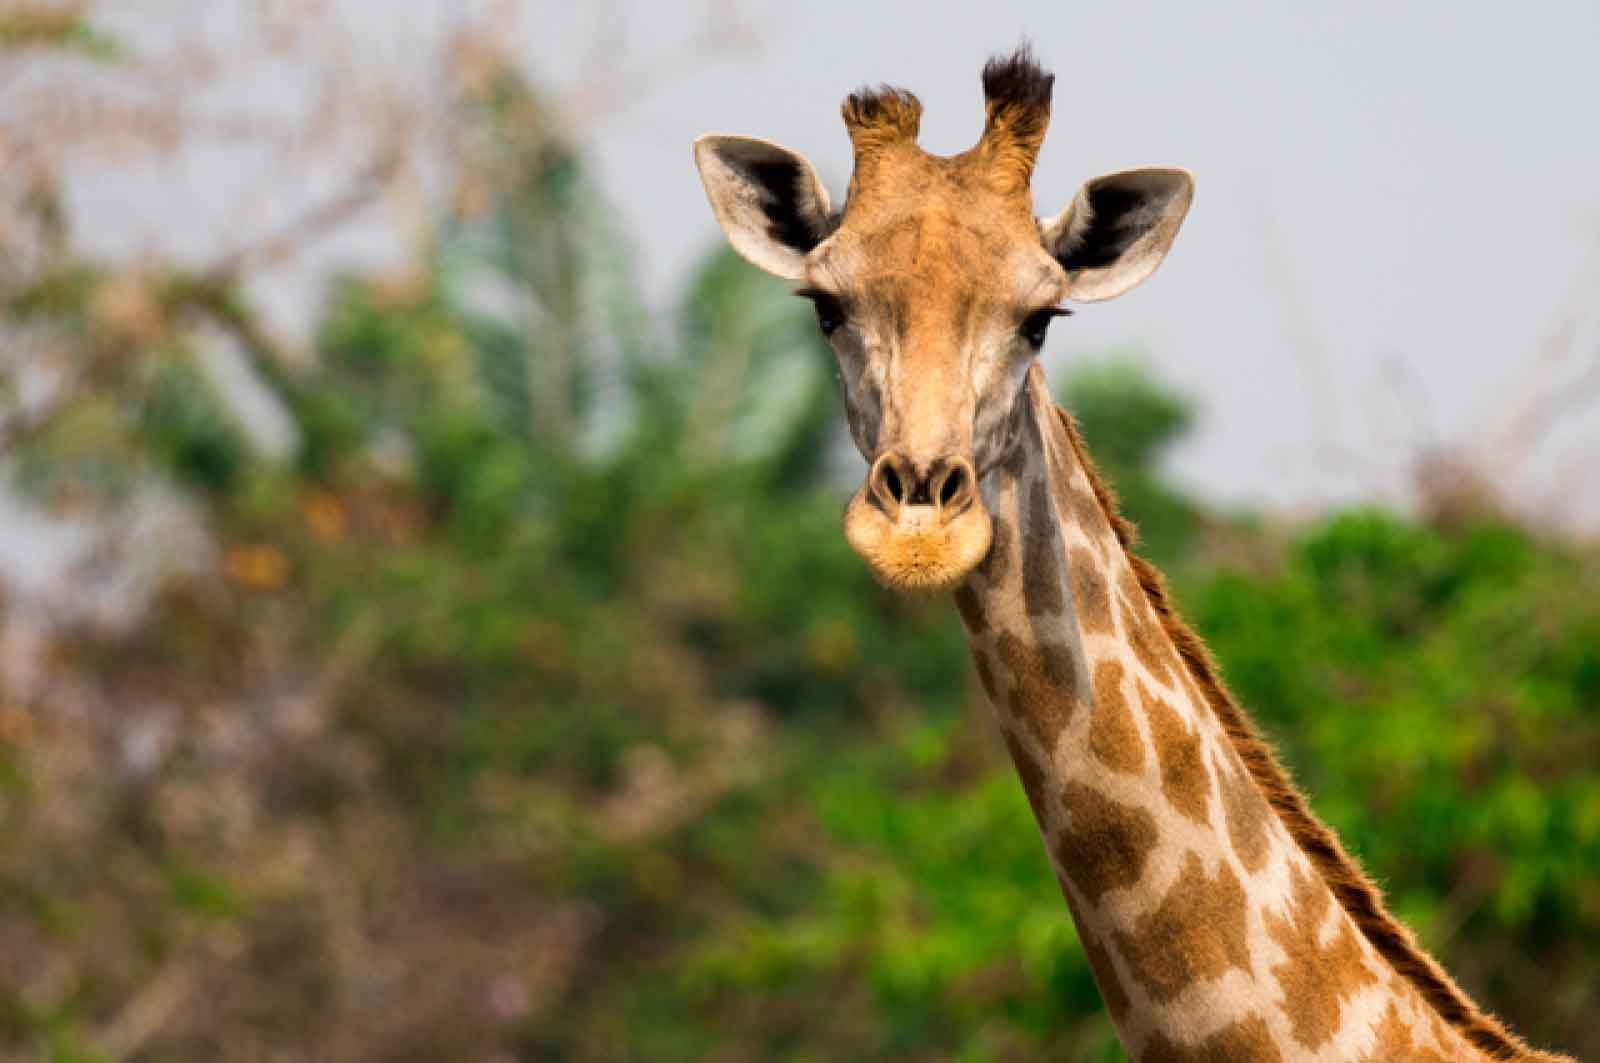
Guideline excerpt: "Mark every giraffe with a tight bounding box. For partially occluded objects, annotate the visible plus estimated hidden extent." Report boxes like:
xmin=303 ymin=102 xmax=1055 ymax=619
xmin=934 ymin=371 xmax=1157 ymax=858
xmin=692 ymin=48 xmax=1572 ymax=1063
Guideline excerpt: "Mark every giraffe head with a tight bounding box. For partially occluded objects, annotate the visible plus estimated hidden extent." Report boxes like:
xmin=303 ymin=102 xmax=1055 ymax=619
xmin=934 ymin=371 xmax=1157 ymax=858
xmin=694 ymin=48 xmax=1192 ymax=591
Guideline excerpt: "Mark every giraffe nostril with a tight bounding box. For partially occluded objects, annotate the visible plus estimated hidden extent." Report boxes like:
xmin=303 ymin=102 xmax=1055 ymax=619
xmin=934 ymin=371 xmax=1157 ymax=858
xmin=939 ymin=465 xmax=965 ymax=507
xmin=869 ymin=453 xmax=914 ymax=512
xmin=882 ymin=464 xmax=904 ymax=504
xmin=933 ymin=458 xmax=977 ymax=515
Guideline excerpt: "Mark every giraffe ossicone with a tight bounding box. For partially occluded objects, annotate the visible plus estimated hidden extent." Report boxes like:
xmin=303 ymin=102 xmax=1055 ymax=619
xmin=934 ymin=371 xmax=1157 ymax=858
xmin=694 ymin=45 xmax=1570 ymax=1063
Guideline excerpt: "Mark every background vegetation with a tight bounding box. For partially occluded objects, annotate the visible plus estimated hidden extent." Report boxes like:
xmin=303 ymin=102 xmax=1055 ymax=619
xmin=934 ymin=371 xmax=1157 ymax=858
xmin=0 ymin=8 xmax=1593 ymax=1061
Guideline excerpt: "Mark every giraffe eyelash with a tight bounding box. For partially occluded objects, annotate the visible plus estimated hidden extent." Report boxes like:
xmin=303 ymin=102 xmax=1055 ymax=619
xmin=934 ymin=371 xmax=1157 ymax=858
xmin=1021 ymin=306 xmax=1071 ymax=347
xmin=796 ymin=289 xmax=847 ymax=336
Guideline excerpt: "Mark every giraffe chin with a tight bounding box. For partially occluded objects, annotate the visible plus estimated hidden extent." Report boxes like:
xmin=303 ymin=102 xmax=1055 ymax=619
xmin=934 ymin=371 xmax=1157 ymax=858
xmin=843 ymin=490 xmax=994 ymax=594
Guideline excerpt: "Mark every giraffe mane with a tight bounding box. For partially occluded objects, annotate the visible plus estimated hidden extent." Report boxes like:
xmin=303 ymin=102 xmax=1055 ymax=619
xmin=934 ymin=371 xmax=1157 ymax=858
xmin=1053 ymin=404 xmax=1572 ymax=1063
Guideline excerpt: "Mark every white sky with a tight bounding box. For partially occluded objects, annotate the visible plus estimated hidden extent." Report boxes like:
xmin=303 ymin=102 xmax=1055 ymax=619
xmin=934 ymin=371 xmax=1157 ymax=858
xmin=58 ymin=0 xmax=1600 ymax=519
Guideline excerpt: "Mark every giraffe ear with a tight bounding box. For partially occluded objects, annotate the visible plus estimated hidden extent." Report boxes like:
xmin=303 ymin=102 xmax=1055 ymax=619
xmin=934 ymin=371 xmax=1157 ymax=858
xmin=694 ymin=135 xmax=835 ymax=280
xmin=1040 ymin=168 xmax=1193 ymax=302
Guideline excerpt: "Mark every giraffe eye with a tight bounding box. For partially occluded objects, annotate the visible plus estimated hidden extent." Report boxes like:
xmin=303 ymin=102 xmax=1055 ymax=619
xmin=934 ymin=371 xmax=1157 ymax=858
xmin=1020 ymin=307 xmax=1070 ymax=348
xmin=807 ymin=293 xmax=846 ymax=337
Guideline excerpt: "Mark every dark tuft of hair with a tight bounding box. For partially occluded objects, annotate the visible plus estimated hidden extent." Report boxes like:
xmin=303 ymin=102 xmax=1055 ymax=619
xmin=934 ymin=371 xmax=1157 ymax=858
xmin=974 ymin=45 xmax=1054 ymax=193
xmin=981 ymin=44 xmax=1055 ymax=113
xmin=841 ymin=85 xmax=923 ymax=142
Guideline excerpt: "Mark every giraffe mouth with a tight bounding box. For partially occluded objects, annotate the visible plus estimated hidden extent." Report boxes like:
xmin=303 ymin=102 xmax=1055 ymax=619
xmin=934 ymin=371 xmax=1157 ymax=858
xmin=842 ymin=487 xmax=994 ymax=593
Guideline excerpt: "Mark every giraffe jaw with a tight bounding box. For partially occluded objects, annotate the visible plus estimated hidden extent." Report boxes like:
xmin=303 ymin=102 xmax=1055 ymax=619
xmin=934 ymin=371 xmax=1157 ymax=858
xmin=843 ymin=489 xmax=994 ymax=593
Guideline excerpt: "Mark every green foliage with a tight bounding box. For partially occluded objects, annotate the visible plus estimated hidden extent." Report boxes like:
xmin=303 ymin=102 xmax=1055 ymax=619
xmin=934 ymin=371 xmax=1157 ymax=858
xmin=163 ymin=864 xmax=246 ymax=920
xmin=0 ymin=8 xmax=120 ymax=60
xmin=1060 ymin=357 xmax=1193 ymax=474
xmin=1058 ymin=356 xmax=1200 ymax=562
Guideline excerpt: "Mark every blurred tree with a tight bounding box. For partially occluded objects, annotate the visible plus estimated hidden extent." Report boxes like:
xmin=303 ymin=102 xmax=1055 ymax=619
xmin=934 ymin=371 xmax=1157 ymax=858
xmin=0 ymin=8 xmax=1590 ymax=1062
xmin=1058 ymin=355 xmax=1201 ymax=563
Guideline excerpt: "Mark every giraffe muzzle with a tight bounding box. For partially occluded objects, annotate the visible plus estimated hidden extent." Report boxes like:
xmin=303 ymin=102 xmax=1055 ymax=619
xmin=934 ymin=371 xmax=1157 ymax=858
xmin=843 ymin=451 xmax=993 ymax=593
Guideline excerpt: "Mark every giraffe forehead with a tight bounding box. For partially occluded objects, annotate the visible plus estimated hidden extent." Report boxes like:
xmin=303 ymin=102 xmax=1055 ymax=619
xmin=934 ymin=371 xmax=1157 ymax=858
xmin=816 ymin=174 xmax=1059 ymax=313
xmin=852 ymin=215 xmax=1043 ymax=286
xmin=847 ymin=141 xmax=1033 ymax=215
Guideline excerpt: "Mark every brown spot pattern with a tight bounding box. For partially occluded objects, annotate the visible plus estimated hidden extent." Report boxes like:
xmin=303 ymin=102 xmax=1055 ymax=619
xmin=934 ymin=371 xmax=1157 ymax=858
xmin=1265 ymin=861 xmax=1378 ymax=1050
xmin=982 ymin=512 xmax=1014 ymax=587
xmin=1142 ymin=683 xmax=1213 ymax=827
xmin=1140 ymin=1014 xmax=1282 ymax=1063
xmin=1426 ymin=1011 xmax=1469 ymax=1058
xmin=995 ymin=631 xmax=1080 ymax=751
xmin=1022 ymin=478 xmax=1065 ymax=618
xmin=1121 ymin=592 xmax=1174 ymax=685
xmin=1363 ymin=1003 xmax=1452 ymax=1063
xmin=1077 ymin=926 xmax=1132 ymax=1027
xmin=1054 ymin=783 xmax=1159 ymax=905
xmin=1066 ymin=482 xmax=1107 ymax=543
xmin=1117 ymin=564 xmax=1146 ymax=616
xmin=973 ymin=649 xmax=1000 ymax=704
xmin=1069 ymin=545 xmax=1115 ymax=634
xmin=1089 ymin=660 xmax=1145 ymax=775
xmin=1178 ymin=662 xmax=1210 ymax=719
xmin=1215 ymin=750 xmax=1272 ymax=873
xmin=953 ymin=584 xmax=988 ymax=635
xmin=1114 ymin=852 xmax=1252 ymax=1002
xmin=1002 ymin=729 xmax=1052 ymax=826
xmin=1429 ymin=1011 xmax=1453 ymax=1052
xmin=1119 ymin=567 xmax=1184 ymax=680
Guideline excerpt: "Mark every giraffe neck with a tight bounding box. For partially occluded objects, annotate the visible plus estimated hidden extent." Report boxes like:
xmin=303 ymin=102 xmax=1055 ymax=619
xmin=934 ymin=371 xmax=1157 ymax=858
xmin=953 ymin=366 xmax=1479 ymax=1062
